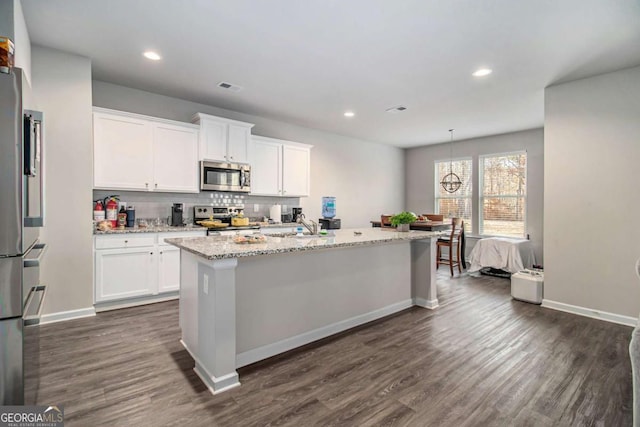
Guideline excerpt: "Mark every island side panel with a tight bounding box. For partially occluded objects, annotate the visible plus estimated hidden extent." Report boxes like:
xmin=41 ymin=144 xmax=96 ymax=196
xmin=411 ymin=238 xmax=438 ymax=309
xmin=180 ymin=251 xmax=199 ymax=355
xmin=235 ymin=241 xmax=412 ymax=367
xmin=194 ymin=258 xmax=240 ymax=394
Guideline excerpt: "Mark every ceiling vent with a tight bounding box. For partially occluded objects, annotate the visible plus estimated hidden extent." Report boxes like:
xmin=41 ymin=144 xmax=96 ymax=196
xmin=385 ymin=105 xmax=407 ymax=113
xmin=217 ymin=81 xmax=244 ymax=92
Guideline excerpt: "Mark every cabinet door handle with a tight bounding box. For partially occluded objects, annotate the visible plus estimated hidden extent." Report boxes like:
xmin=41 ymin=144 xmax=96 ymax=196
xmin=150 ymin=252 xmax=154 ymax=255
xmin=160 ymin=251 xmax=163 ymax=255
xmin=145 ymin=183 xmax=149 ymax=188
xmin=230 ymin=156 xmax=234 ymax=160
xmin=155 ymin=183 xmax=158 ymax=189
xmin=124 ymin=240 xmax=128 ymax=244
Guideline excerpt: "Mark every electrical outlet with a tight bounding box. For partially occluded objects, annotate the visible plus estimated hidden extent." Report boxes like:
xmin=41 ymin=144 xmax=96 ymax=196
xmin=203 ymin=274 xmax=209 ymax=295
xmin=254 ymin=204 xmax=260 ymax=212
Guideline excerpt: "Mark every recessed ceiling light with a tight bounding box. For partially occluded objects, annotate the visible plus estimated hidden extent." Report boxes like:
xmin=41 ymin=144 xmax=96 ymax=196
xmin=143 ymin=51 xmax=162 ymax=61
xmin=344 ymin=111 xmax=355 ymax=118
xmin=472 ymin=68 xmax=492 ymax=77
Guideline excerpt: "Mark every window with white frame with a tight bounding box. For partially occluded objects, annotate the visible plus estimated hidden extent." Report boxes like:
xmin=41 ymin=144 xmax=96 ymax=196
xmin=434 ymin=158 xmax=472 ymax=232
xmin=479 ymin=152 xmax=527 ymax=237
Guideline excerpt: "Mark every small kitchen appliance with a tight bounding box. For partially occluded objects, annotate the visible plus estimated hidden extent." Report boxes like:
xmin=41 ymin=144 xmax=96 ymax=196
xmin=200 ymin=160 xmax=251 ymax=193
xmin=292 ymin=207 xmax=303 ymax=222
xmin=319 ymin=218 xmax=341 ymax=230
xmin=319 ymin=196 xmax=341 ymax=229
xmin=171 ymin=203 xmax=184 ymax=226
xmin=281 ymin=213 xmax=293 ymax=223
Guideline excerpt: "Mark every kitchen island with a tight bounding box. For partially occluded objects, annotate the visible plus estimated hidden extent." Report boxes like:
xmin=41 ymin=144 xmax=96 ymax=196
xmin=166 ymin=228 xmax=443 ymax=394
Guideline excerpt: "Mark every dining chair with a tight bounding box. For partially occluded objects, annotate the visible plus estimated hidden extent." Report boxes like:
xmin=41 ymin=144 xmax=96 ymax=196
xmin=380 ymin=214 xmax=394 ymax=228
xmin=436 ymin=217 xmax=464 ymax=276
xmin=423 ymin=214 xmax=444 ymax=222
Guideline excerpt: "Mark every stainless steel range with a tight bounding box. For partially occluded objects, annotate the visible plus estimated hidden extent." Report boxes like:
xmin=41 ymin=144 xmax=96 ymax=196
xmin=193 ymin=205 xmax=260 ymax=235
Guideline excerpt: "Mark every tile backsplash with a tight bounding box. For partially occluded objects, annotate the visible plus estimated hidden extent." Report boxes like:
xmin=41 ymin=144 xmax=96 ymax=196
xmin=93 ymin=190 xmax=300 ymax=223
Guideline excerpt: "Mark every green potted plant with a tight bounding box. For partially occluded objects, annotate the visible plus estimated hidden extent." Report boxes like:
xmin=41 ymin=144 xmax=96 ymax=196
xmin=390 ymin=212 xmax=417 ymax=232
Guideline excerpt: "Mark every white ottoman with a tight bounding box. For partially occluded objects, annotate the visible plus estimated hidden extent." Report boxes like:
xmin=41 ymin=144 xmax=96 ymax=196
xmin=511 ymin=269 xmax=544 ymax=304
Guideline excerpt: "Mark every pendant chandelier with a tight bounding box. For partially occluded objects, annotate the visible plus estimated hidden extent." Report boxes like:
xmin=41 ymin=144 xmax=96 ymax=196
xmin=440 ymin=129 xmax=462 ymax=193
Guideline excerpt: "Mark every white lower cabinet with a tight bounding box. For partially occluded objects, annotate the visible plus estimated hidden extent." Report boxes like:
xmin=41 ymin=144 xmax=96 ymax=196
xmin=157 ymin=245 xmax=181 ymax=293
xmin=94 ymin=231 xmax=205 ymax=305
xmin=95 ymin=247 xmax=156 ymax=302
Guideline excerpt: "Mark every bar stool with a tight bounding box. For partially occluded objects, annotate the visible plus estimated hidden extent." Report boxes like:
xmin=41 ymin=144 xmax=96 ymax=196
xmin=436 ymin=218 xmax=464 ymax=276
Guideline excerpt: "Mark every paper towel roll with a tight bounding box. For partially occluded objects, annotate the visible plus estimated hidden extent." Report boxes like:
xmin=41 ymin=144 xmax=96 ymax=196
xmin=269 ymin=204 xmax=282 ymax=223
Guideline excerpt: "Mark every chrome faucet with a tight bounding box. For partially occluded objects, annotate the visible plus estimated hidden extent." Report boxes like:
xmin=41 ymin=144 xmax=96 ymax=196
xmin=297 ymin=213 xmax=318 ymax=235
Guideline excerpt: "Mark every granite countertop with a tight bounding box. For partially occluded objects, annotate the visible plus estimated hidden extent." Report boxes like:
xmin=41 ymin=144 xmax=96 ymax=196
xmin=94 ymin=222 xmax=302 ymax=235
xmin=165 ymin=228 xmax=444 ymax=260
xmin=94 ymin=224 xmax=207 ymax=235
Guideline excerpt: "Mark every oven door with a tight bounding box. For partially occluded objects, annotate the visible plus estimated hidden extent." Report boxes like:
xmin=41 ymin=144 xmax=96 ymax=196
xmin=200 ymin=161 xmax=251 ymax=193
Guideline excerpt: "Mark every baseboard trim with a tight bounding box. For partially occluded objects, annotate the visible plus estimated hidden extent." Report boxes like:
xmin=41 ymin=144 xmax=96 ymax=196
xmin=94 ymin=293 xmax=178 ymax=312
xmin=39 ymin=307 xmax=96 ymax=325
xmin=193 ymin=363 xmax=240 ymax=395
xmin=181 ymin=339 xmax=241 ymax=395
xmin=413 ymin=297 xmax=439 ymax=309
xmin=541 ymin=299 xmax=637 ymax=327
xmin=236 ymin=299 xmax=413 ymax=368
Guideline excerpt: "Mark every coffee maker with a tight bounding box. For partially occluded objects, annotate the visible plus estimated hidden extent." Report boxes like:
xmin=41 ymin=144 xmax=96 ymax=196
xmin=292 ymin=207 xmax=303 ymax=222
xmin=171 ymin=203 xmax=184 ymax=226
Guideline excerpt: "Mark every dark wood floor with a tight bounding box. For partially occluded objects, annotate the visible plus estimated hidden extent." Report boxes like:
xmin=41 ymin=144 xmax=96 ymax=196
xmin=35 ymin=271 xmax=633 ymax=426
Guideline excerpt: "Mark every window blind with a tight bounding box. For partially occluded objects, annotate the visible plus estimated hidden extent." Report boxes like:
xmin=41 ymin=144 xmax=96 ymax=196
xmin=434 ymin=158 xmax=472 ymax=232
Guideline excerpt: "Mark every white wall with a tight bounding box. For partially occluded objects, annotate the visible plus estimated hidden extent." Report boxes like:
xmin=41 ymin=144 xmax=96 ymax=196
xmin=13 ymin=0 xmax=31 ymax=84
xmin=405 ymin=129 xmax=544 ymax=263
xmin=544 ymin=65 xmax=640 ymax=319
xmin=31 ymin=46 xmax=94 ymax=316
xmin=92 ymin=81 xmax=405 ymax=228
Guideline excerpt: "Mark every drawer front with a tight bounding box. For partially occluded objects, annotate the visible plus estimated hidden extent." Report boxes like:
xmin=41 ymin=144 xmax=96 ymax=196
xmin=158 ymin=231 xmax=206 ymax=246
xmin=95 ymin=234 xmax=156 ymax=249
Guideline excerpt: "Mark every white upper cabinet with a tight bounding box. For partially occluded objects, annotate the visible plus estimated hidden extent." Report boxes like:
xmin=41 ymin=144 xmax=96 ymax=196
xmin=192 ymin=113 xmax=254 ymax=163
xmin=282 ymin=144 xmax=311 ymax=197
xmin=94 ymin=112 xmax=153 ymax=191
xmin=249 ymin=135 xmax=312 ymax=197
xmin=153 ymin=123 xmax=199 ymax=192
xmin=197 ymin=117 xmax=227 ymax=161
xmin=93 ymin=108 xmax=199 ymax=193
xmin=250 ymin=137 xmax=282 ymax=196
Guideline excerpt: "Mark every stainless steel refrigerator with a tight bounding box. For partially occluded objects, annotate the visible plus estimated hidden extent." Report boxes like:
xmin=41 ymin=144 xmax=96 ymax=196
xmin=0 ymin=68 xmax=46 ymax=405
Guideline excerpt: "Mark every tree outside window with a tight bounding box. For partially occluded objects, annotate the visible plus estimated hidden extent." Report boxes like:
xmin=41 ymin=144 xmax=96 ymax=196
xmin=480 ymin=152 xmax=527 ymax=237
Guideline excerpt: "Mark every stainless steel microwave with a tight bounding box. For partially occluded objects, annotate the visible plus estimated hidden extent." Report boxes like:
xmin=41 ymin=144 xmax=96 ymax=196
xmin=200 ymin=160 xmax=251 ymax=193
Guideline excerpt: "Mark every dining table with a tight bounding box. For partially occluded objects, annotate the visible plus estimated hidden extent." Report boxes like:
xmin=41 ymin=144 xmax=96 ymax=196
xmin=370 ymin=220 xmax=452 ymax=231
